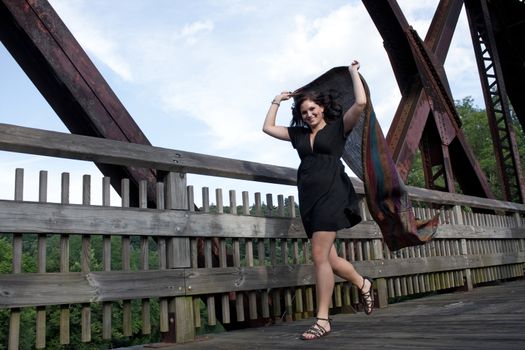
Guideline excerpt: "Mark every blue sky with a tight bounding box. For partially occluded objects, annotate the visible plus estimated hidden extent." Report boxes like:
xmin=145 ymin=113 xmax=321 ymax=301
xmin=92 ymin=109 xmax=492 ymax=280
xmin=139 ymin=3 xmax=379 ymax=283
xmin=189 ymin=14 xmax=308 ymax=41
xmin=0 ymin=0 xmax=483 ymax=206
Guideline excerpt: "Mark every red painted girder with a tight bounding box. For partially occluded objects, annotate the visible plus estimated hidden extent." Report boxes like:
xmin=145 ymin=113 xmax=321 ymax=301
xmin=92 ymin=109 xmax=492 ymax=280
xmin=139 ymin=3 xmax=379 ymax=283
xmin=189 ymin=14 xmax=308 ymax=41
xmin=363 ymin=0 xmax=494 ymax=198
xmin=0 ymin=0 xmax=158 ymax=205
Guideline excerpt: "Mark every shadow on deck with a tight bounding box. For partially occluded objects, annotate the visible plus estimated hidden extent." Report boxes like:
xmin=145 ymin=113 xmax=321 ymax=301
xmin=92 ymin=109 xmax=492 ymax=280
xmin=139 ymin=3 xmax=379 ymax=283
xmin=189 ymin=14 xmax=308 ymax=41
xmin=123 ymin=279 xmax=525 ymax=350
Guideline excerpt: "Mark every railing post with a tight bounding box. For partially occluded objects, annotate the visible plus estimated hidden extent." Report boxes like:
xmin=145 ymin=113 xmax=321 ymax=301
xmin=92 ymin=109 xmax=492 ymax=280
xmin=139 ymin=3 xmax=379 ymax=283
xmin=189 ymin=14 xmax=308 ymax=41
xmin=9 ymin=169 xmax=23 ymax=350
xmin=363 ymin=197 xmax=388 ymax=309
xmin=454 ymin=205 xmax=473 ymax=291
xmin=372 ymin=238 xmax=388 ymax=308
xmin=516 ymin=213 xmax=525 ymax=277
xmin=164 ymin=172 xmax=194 ymax=343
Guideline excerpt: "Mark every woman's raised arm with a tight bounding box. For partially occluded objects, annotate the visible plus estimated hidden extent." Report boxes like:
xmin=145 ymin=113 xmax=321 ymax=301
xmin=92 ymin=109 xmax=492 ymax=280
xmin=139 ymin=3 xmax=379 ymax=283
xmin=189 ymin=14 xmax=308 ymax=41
xmin=343 ymin=60 xmax=367 ymax=134
xmin=262 ymin=91 xmax=292 ymax=141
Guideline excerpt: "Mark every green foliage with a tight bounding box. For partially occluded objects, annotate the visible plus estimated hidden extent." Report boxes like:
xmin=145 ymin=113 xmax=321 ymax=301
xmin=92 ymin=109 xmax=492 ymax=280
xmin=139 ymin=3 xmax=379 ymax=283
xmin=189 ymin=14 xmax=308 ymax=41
xmin=0 ymin=197 xmax=303 ymax=348
xmin=0 ymin=234 xmax=164 ymax=349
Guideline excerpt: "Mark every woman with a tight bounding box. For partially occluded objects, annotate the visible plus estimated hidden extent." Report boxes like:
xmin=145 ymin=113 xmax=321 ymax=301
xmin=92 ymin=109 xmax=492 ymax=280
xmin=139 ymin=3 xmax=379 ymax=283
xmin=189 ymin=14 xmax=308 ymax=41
xmin=262 ymin=60 xmax=374 ymax=340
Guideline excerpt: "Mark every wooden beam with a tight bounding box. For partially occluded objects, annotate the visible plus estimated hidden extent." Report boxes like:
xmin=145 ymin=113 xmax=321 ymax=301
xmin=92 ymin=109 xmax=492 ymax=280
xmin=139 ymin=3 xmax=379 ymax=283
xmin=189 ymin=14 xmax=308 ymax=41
xmin=0 ymin=0 xmax=157 ymax=205
xmin=0 ymin=122 xmax=298 ymax=186
xmin=2 ymin=252 xmax=523 ymax=308
xmin=2 ymin=122 xmax=525 ymax=212
xmin=0 ymin=200 xmax=383 ymax=239
xmin=1 ymin=200 xmax=523 ymax=239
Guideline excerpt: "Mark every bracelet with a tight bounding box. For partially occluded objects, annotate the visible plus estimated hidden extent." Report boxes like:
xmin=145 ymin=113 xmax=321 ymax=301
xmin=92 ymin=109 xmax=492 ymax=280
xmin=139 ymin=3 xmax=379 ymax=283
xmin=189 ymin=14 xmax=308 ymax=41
xmin=271 ymin=100 xmax=280 ymax=106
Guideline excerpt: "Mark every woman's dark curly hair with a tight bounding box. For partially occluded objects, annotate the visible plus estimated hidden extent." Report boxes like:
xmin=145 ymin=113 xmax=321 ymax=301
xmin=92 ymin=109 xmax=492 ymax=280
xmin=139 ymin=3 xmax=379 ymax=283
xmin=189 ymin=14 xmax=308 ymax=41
xmin=290 ymin=89 xmax=343 ymax=128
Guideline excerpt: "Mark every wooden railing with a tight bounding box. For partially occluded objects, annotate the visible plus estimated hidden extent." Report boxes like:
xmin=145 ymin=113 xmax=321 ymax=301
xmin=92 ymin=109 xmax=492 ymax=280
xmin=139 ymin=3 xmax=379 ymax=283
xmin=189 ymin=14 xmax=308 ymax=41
xmin=0 ymin=122 xmax=524 ymax=349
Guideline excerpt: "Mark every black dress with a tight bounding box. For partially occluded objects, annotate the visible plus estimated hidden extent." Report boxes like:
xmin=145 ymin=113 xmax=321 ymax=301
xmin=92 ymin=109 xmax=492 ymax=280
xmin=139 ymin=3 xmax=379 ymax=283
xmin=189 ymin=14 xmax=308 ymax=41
xmin=288 ymin=117 xmax=361 ymax=238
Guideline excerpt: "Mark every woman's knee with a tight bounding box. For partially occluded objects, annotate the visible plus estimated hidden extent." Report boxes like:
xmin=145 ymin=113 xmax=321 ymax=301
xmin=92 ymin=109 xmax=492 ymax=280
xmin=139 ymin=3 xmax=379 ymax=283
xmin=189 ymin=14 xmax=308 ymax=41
xmin=311 ymin=246 xmax=329 ymax=265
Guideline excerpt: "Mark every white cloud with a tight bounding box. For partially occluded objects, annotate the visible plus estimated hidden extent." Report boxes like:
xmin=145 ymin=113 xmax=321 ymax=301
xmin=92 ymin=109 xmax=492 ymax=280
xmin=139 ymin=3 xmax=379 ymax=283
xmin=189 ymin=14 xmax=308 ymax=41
xmin=40 ymin=1 xmax=482 ymax=170
xmin=2 ymin=0 xmax=493 ymax=212
xmin=179 ymin=20 xmax=214 ymax=45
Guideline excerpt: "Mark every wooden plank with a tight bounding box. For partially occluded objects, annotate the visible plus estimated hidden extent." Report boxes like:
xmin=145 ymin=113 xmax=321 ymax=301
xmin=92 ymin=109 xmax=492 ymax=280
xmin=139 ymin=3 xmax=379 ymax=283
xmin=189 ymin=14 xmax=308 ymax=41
xmin=201 ymin=190 xmax=216 ymax=327
xmin=121 ymin=179 xmax=133 ymax=337
xmin=81 ymin=175 xmax=91 ymax=343
xmin=2 ymin=123 xmax=525 ymax=215
xmin=153 ymin=279 xmax=525 ymax=349
xmin=175 ymin=297 xmax=194 ymax=343
xmin=9 ymin=168 xmax=22 ymax=350
xmin=165 ymin=172 xmax=194 ymax=343
xmin=156 ymin=183 xmax=169 ymax=333
xmin=101 ymin=176 xmax=112 ymax=340
xmin=0 ymin=122 xmax=297 ymax=186
xmin=0 ymin=269 xmax=187 ymax=308
xmin=59 ymin=172 xmax=70 ymax=345
xmin=0 ymin=199 xmax=308 ymax=238
xmin=5 ymin=199 xmax=521 ymax=241
xmin=36 ymin=170 xmax=47 ymax=349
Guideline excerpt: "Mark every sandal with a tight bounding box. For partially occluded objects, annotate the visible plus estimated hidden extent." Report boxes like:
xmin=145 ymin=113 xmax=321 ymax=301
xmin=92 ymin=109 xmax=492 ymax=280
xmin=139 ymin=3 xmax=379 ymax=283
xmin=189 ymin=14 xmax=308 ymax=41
xmin=360 ymin=276 xmax=374 ymax=315
xmin=300 ymin=317 xmax=332 ymax=340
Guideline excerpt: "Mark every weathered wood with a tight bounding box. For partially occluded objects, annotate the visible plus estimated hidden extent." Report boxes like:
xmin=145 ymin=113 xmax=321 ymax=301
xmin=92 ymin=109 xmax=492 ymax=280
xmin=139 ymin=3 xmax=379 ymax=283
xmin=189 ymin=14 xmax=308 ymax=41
xmin=101 ymin=176 xmax=112 ymax=340
xmin=5 ymin=122 xmax=525 ymax=214
xmin=0 ymin=199 xmax=311 ymax=238
xmin=0 ymin=122 xmax=297 ymax=186
xmin=35 ymin=171 xmax=47 ymax=349
xmin=8 ymin=169 xmax=22 ymax=350
xmin=188 ymin=187 xmax=201 ymax=329
xmin=121 ymin=179 xmax=133 ymax=337
xmin=156 ymin=183 xmax=169 ymax=333
xmin=175 ymin=297 xmax=195 ymax=344
xmin=153 ymin=279 xmax=525 ymax=350
xmin=59 ymin=172 xmax=70 ymax=345
xmin=165 ymin=172 xmax=194 ymax=343
xmin=0 ymin=269 xmax=187 ymax=308
xmin=202 ymin=187 xmax=216 ymax=327
xmin=81 ymin=175 xmax=91 ymax=343
xmin=1 ymin=130 xmax=525 ymax=348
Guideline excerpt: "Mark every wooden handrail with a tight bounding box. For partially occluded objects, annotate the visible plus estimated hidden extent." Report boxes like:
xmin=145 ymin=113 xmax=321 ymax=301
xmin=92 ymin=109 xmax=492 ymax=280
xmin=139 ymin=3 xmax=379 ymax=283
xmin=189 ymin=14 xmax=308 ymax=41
xmin=1 ymin=122 xmax=525 ymax=212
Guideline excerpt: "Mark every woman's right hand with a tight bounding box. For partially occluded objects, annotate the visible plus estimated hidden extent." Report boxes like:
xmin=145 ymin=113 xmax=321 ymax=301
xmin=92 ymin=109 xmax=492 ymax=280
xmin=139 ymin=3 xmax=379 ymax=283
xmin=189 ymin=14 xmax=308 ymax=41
xmin=263 ymin=91 xmax=293 ymax=141
xmin=273 ymin=91 xmax=293 ymax=104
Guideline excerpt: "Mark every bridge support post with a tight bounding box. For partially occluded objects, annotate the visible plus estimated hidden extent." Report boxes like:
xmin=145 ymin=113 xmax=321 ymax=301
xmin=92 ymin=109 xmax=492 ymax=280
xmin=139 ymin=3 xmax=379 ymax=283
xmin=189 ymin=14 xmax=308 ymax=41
xmin=372 ymin=239 xmax=388 ymax=308
xmin=164 ymin=172 xmax=195 ymax=343
xmin=515 ymin=212 xmax=522 ymax=228
xmin=517 ymin=213 xmax=525 ymax=277
xmin=454 ymin=205 xmax=473 ymax=291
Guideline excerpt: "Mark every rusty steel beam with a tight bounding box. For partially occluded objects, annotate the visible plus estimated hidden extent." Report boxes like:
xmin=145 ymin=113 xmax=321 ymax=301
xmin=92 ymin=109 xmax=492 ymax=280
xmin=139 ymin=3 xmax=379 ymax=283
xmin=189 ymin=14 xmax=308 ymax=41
xmin=363 ymin=0 xmax=495 ymax=199
xmin=0 ymin=0 xmax=158 ymax=206
xmin=487 ymin=0 xmax=525 ymax=133
xmin=465 ymin=0 xmax=525 ymax=203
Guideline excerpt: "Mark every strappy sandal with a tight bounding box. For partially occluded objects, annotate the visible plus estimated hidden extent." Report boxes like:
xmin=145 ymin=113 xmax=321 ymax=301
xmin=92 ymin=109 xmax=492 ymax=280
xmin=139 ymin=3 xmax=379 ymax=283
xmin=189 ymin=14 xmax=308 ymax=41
xmin=360 ymin=276 xmax=374 ymax=315
xmin=300 ymin=317 xmax=332 ymax=340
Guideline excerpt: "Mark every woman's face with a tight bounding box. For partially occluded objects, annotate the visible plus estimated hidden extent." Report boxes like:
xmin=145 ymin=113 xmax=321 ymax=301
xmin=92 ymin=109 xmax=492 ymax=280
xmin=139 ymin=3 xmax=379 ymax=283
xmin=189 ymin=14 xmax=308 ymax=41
xmin=300 ymin=99 xmax=325 ymax=129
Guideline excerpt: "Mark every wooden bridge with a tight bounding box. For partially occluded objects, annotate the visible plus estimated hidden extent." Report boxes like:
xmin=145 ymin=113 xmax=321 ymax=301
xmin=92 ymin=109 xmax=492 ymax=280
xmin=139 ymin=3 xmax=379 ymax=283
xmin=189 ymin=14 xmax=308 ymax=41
xmin=1 ymin=122 xmax=524 ymax=349
xmin=1 ymin=1 xmax=525 ymax=348
xmin=128 ymin=279 xmax=525 ymax=349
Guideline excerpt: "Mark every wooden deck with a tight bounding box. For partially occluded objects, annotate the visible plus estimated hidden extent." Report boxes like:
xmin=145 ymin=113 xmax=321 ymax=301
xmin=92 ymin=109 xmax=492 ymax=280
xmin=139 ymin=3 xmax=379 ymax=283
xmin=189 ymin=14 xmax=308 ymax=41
xmin=125 ymin=279 xmax=525 ymax=350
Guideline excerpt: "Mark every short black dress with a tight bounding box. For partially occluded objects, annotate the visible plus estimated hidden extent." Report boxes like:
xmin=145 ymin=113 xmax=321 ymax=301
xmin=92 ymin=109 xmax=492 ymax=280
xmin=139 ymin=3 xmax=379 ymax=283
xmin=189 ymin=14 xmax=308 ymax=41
xmin=288 ymin=117 xmax=362 ymax=238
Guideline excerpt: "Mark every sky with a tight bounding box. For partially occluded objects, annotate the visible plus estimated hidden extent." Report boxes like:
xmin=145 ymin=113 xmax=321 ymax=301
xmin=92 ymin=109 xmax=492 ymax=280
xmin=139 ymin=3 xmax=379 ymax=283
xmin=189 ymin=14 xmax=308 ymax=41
xmin=0 ymin=0 xmax=484 ymax=207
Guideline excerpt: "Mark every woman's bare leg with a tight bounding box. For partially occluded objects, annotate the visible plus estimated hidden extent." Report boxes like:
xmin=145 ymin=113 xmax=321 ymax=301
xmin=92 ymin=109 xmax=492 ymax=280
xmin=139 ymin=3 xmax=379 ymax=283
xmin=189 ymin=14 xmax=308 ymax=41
xmin=301 ymin=233 xmax=373 ymax=339
xmin=301 ymin=231 xmax=336 ymax=339
xmin=328 ymin=244 xmax=370 ymax=289
xmin=328 ymin=244 xmax=373 ymax=312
